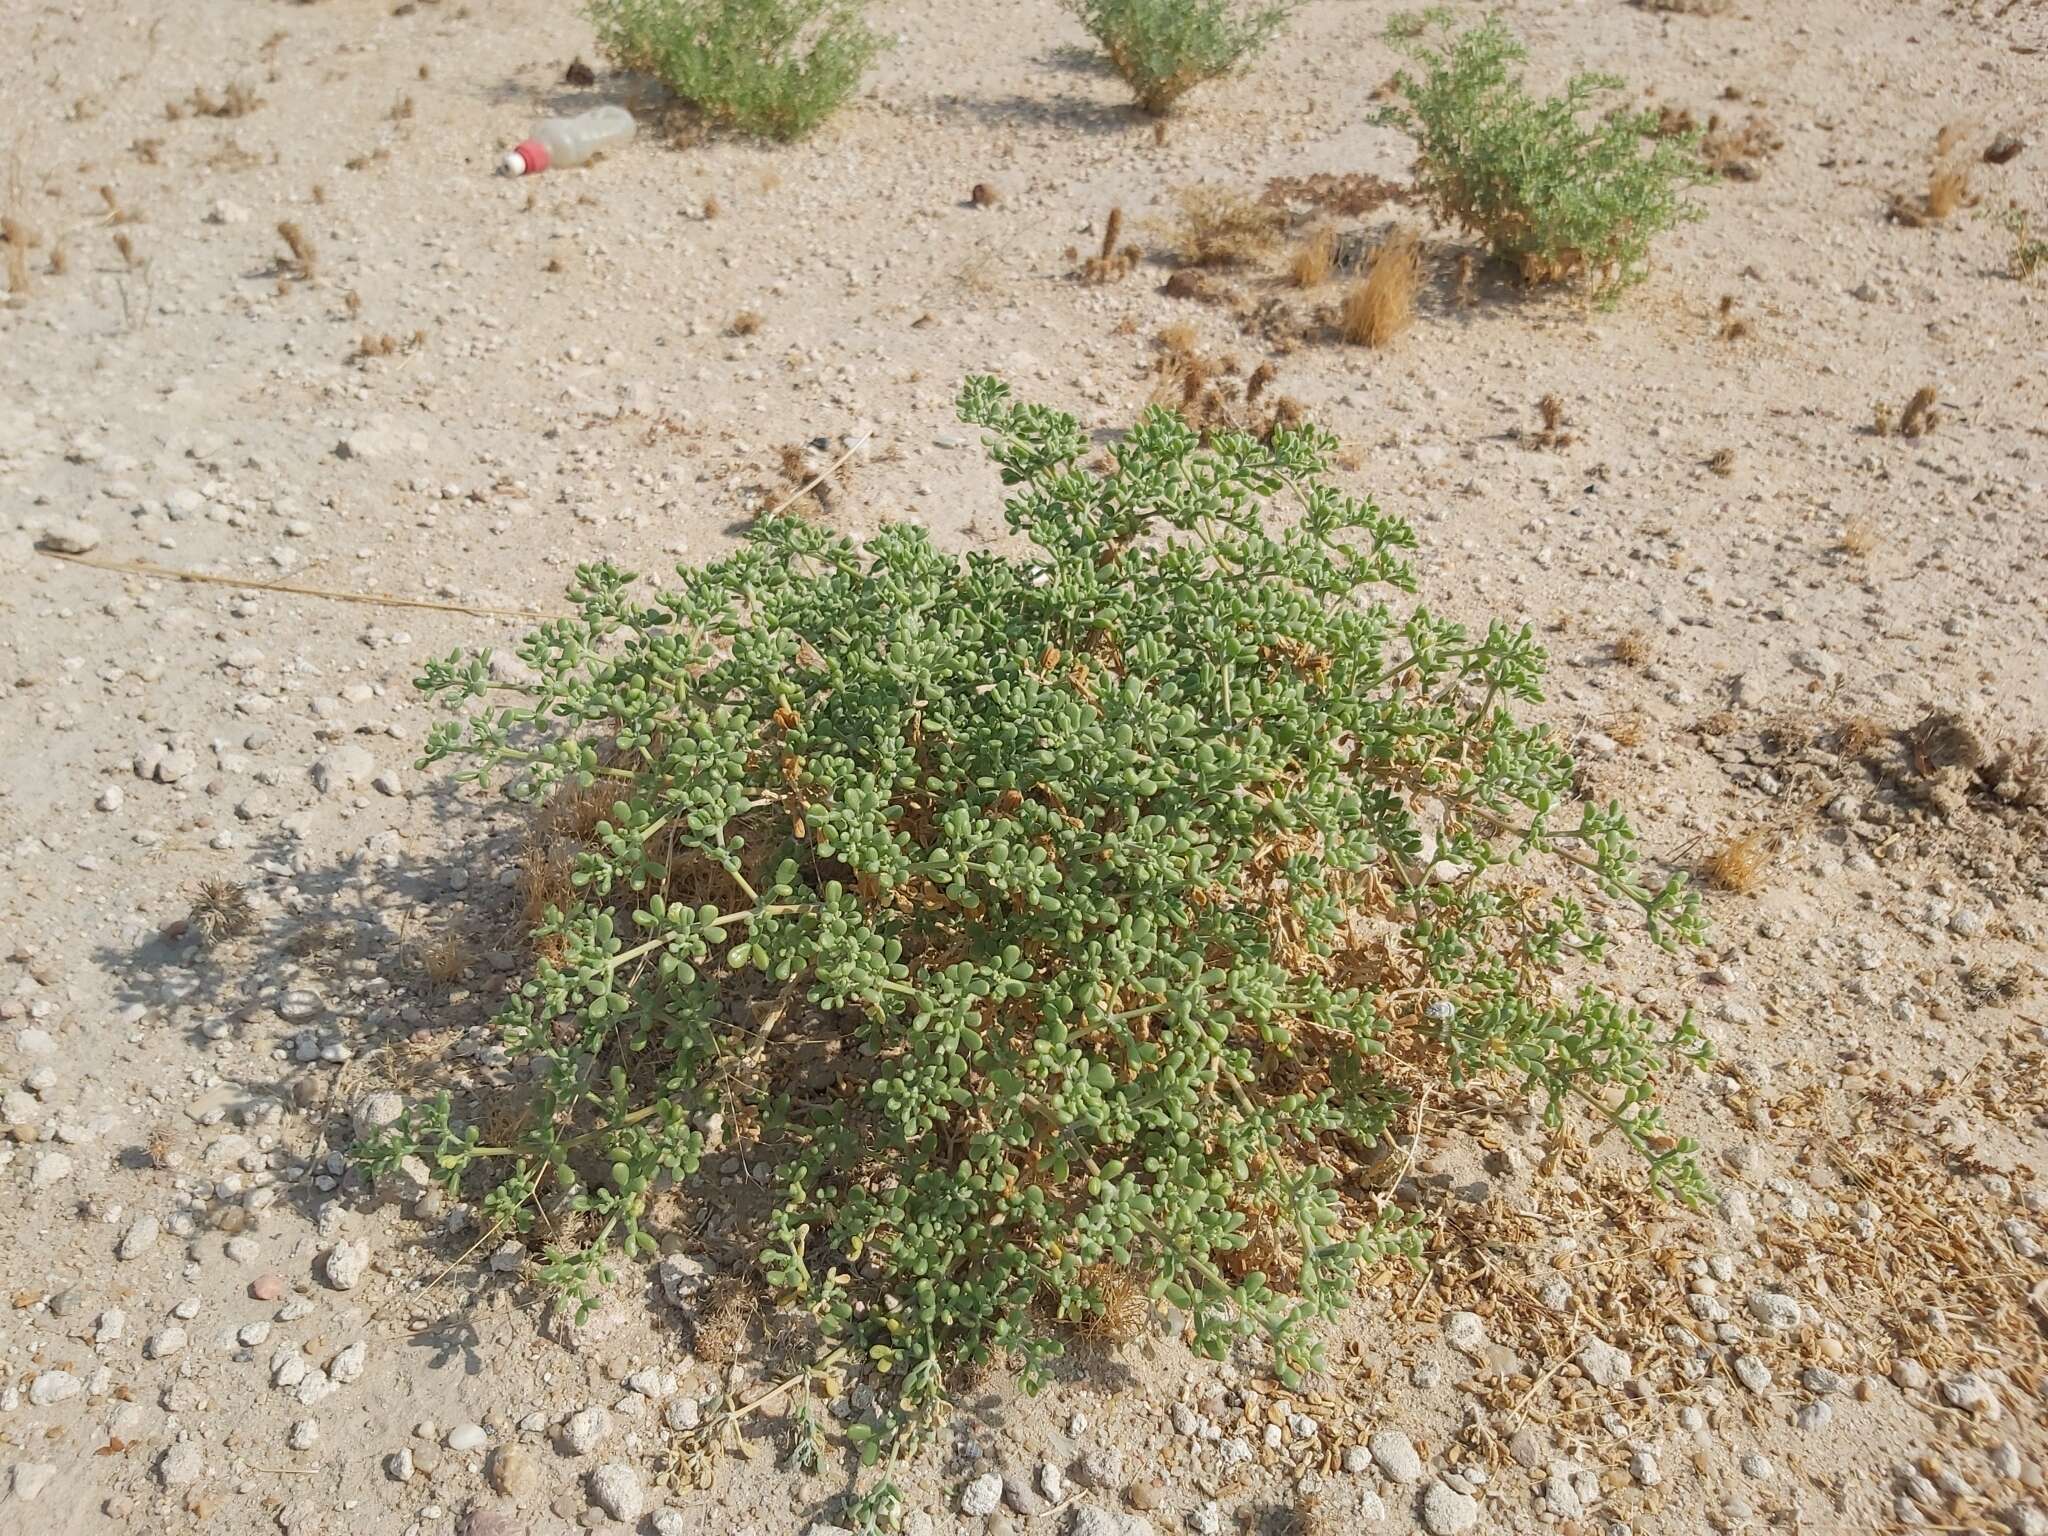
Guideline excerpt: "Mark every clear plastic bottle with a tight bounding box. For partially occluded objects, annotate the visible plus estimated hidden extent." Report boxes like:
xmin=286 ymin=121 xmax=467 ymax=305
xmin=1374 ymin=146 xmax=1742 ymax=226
xmin=500 ymin=105 xmax=635 ymax=176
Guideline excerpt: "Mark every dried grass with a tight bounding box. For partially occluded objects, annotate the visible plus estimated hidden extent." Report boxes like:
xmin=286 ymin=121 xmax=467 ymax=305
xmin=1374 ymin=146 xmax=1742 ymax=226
xmin=1699 ymin=112 xmax=1782 ymax=180
xmin=276 ymin=220 xmax=316 ymax=281
xmin=1837 ymin=518 xmax=1876 ymax=557
xmin=1899 ymin=384 xmax=1938 ymax=438
xmin=1701 ymin=828 xmax=1772 ymax=893
xmin=1161 ymin=186 xmax=1287 ymax=269
xmin=1611 ymin=629 xmax=1653 ymax=668
xmin=1287 ymin=225 xmax=1336 ymax=288
xmin=728 ymin=309 xmax=761 ymax=336
xmin=1339 ymin=226 xmax=1419 ymax=348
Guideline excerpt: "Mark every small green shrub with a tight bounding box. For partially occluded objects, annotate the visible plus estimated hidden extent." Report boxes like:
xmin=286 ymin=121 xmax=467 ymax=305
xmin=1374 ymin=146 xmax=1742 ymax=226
xmin=1378 ymin=11 xmax=1709 ymax=290
xmin=368 ymin=381 xmax=1706 ymax=1453
xmin=1996 ymin=205 xmax=2046 ymax=281
xmin=1067 ymin=0 xmax=1301 ymax=113
xmin=585 ymin=0 xmax=883 ymax=141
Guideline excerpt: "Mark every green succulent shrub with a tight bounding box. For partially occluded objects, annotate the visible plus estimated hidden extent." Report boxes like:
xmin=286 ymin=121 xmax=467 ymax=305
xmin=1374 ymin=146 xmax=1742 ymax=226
xmin=585 ymin=0 xmax=883 ymax=141
xmin=366 ymin=380 xmax=1707 ymax=1454
xmin=1379 ymin=11 xmax=1709 ymax=290
xmin=1067 ymin=0 xmax=1302 ymax=113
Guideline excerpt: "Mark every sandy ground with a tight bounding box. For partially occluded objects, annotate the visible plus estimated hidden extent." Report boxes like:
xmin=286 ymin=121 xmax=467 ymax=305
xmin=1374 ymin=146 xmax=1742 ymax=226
xmin=3 ymin=1 xmax=2047 ymax=1534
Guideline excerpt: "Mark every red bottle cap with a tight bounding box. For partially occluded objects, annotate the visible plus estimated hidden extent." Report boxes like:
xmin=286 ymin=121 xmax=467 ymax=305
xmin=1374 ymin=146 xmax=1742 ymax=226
xmin=512 ymin=138 xmax=550 ymax=175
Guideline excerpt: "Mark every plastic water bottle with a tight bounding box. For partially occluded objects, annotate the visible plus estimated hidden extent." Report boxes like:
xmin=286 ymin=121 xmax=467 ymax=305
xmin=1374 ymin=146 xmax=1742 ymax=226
xmin=500 ymin=105 xmax=635 ymax=176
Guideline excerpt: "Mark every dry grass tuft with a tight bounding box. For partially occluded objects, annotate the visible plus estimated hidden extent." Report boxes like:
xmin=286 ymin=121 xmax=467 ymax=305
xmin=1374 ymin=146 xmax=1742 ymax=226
xmin=1161 ymin=186 xmax=1286 ymax=269
xmin=1926 ymin=167 xmax=1970 ymax=220
xmin=1899 ymin=384 xmax=1938 ymax=438
xmin=145 ymin=1122 xmax=179 ymax=1171
xmin=1287 ymin=225 xmax=1336 ymax=288
xmin=190 ymin=880 xmax=257 ymax=942
xmin=1706 ymin=447 xmax=1736 ymax=477
xmin=728 ymin=309 xmax=762 ymax=336
xmin=1075 ymin=1264 xmax=1151 ymax=1345
xmin=1611 ymin=630 xmax=1653 ymax=668
xmin=418 ymin=935 xmax=473 ymax=987
xmin=1339 ymin=226 xmax=1420 ymax=348
xmin=1452 ymin=249 xmax=1476 ymax=307
xmin=350 ymin=329 xmax=428 ymax=364
xmin=276 ymin=220 xmax=316 ymax=281
xmin=1835 ymin=715 xmax=1891 ymax=756
xmin=1838 ymin=518 xmax=1877 ymax=558
xmin=691 ymin=1275 xmax=756 ymax=1366
xmin=1701 ymin=828 xmax=1773 ymax=893
xmin=112 ymin=231 xmax=140 ymax=269
xmin=183 ymin=81 xmax=264 ymax=119
xmin=1871 ymin=399 xmax=1893 ymax=438
xmin=1699 ymin=112 xmax=1782 ymax=180
xmin=1527 ymin=393 xmax=1575 ymax=451
xmin=702 ymin=194 xmax=720 ymax=220
xmin=970 ymin=181 xmax=999 ymax=208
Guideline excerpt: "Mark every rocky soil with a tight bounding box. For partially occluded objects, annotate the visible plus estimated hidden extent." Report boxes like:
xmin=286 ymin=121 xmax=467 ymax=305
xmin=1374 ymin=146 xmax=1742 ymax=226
xmin=3 ymin=1 xmax=2045 ymax=1534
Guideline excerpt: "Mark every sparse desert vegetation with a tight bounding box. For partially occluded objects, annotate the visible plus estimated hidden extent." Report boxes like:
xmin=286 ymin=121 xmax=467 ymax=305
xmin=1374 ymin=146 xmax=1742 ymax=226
xmin=1378 ymin=14 xmax=1709 ymax=289
xmin=2 ymin=2 xmax=2045 ymax=1532
xmin=585 ymin=0 xmax=884 ymax=139
xmin=1067 ymin=0 xmax=1301 ymax=112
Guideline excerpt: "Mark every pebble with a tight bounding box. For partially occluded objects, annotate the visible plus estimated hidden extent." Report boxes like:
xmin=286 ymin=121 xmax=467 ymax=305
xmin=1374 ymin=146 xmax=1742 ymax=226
xmin=329 ymin=1341 xmax=367 ymax=1384
xmin=446 ymin=1423 xmax=489 ymax=1451
xmin=960 ymin=1471 xmax=1004 ymax=1516
xmin=489 ymin=1445 xmax=540 ymax=1499
xmin=1443 ymin=1310 xmax=1487 ymax=1356
xmin=1370 ymin=1430 xmax=1424 ymax=1484
xmin=251 ymin=1272 xmax=287 ymax=1301
xmin=1732 ymin=1354 xmax=1773 ymax=1393
xmin=1746 ymin=1290 xmax=1801 ymax=1331
xmin=1069 ymin=1509 xmax=1156 ymax=1536
xmin=587 ymin=1462 xmax=642 ymax=1522
xmin=1940 ymin=1372 xmax=2000 ymax=1419
xmin=1420 ymin=1478 xmax=1480 ymax=1535
xmin=9 ymin=1463 xmax=57 ymax=1502
xmin=1577 ymin=1335 xmax=1632 ymax=1387
xmin=158 ymin=1438 xmax=204 ymax=1487
xmin=323 ymin=1239 xmax=370 ymax=1290
xmin=289 ymin=1420 xmax=319 ymax=1451
xmin=37 ymin=519 xmax=101 ymax=554
xmin=662 ymin=1396 xmax=700 ymax=1433
xmin=144 ymin=1326 xmax=186 ymax=1359
xmin=1891 ymin=1357 xmax=1930 ymax=1391
xmin=311 ymin=745 xmax=376 ymax=795
xmin=563 ymin=1405 xmax=611 ymax=1454
xmin=28 ymin=1371 xmax=82 ymax=1406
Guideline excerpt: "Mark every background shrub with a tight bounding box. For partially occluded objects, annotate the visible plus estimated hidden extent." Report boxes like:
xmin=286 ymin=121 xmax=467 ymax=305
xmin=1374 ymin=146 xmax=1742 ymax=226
xmin=1378 ymin=12 xmax=1708 ymax=289
xmin=370 ymin=381 xmax=1706 ymax=1452
xmin=586 ymin=0 xmax=882 ymax=140
xmin=1067 ymin=0 xmax=1301 ymax=113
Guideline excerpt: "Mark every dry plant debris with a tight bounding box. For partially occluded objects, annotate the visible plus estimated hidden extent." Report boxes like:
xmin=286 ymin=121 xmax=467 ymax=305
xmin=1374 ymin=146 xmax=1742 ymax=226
xmin=1700 ymin=827 xmax=1773 ymax=893
xmin=275 ymin=220 xmax=317 ymax=281
xmin=1899 ymin=384 xmax=1939 ymax=438
xmin=1159 ymin=185 xmax=1288 ymax=268
xmin=1079 ymin=205 xmax=1141 ymax=283
xmin=1339 ymin=226 xmax=1420 ymax=348
xmin=1698 ymin=112 xmax=1783 ymax=180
